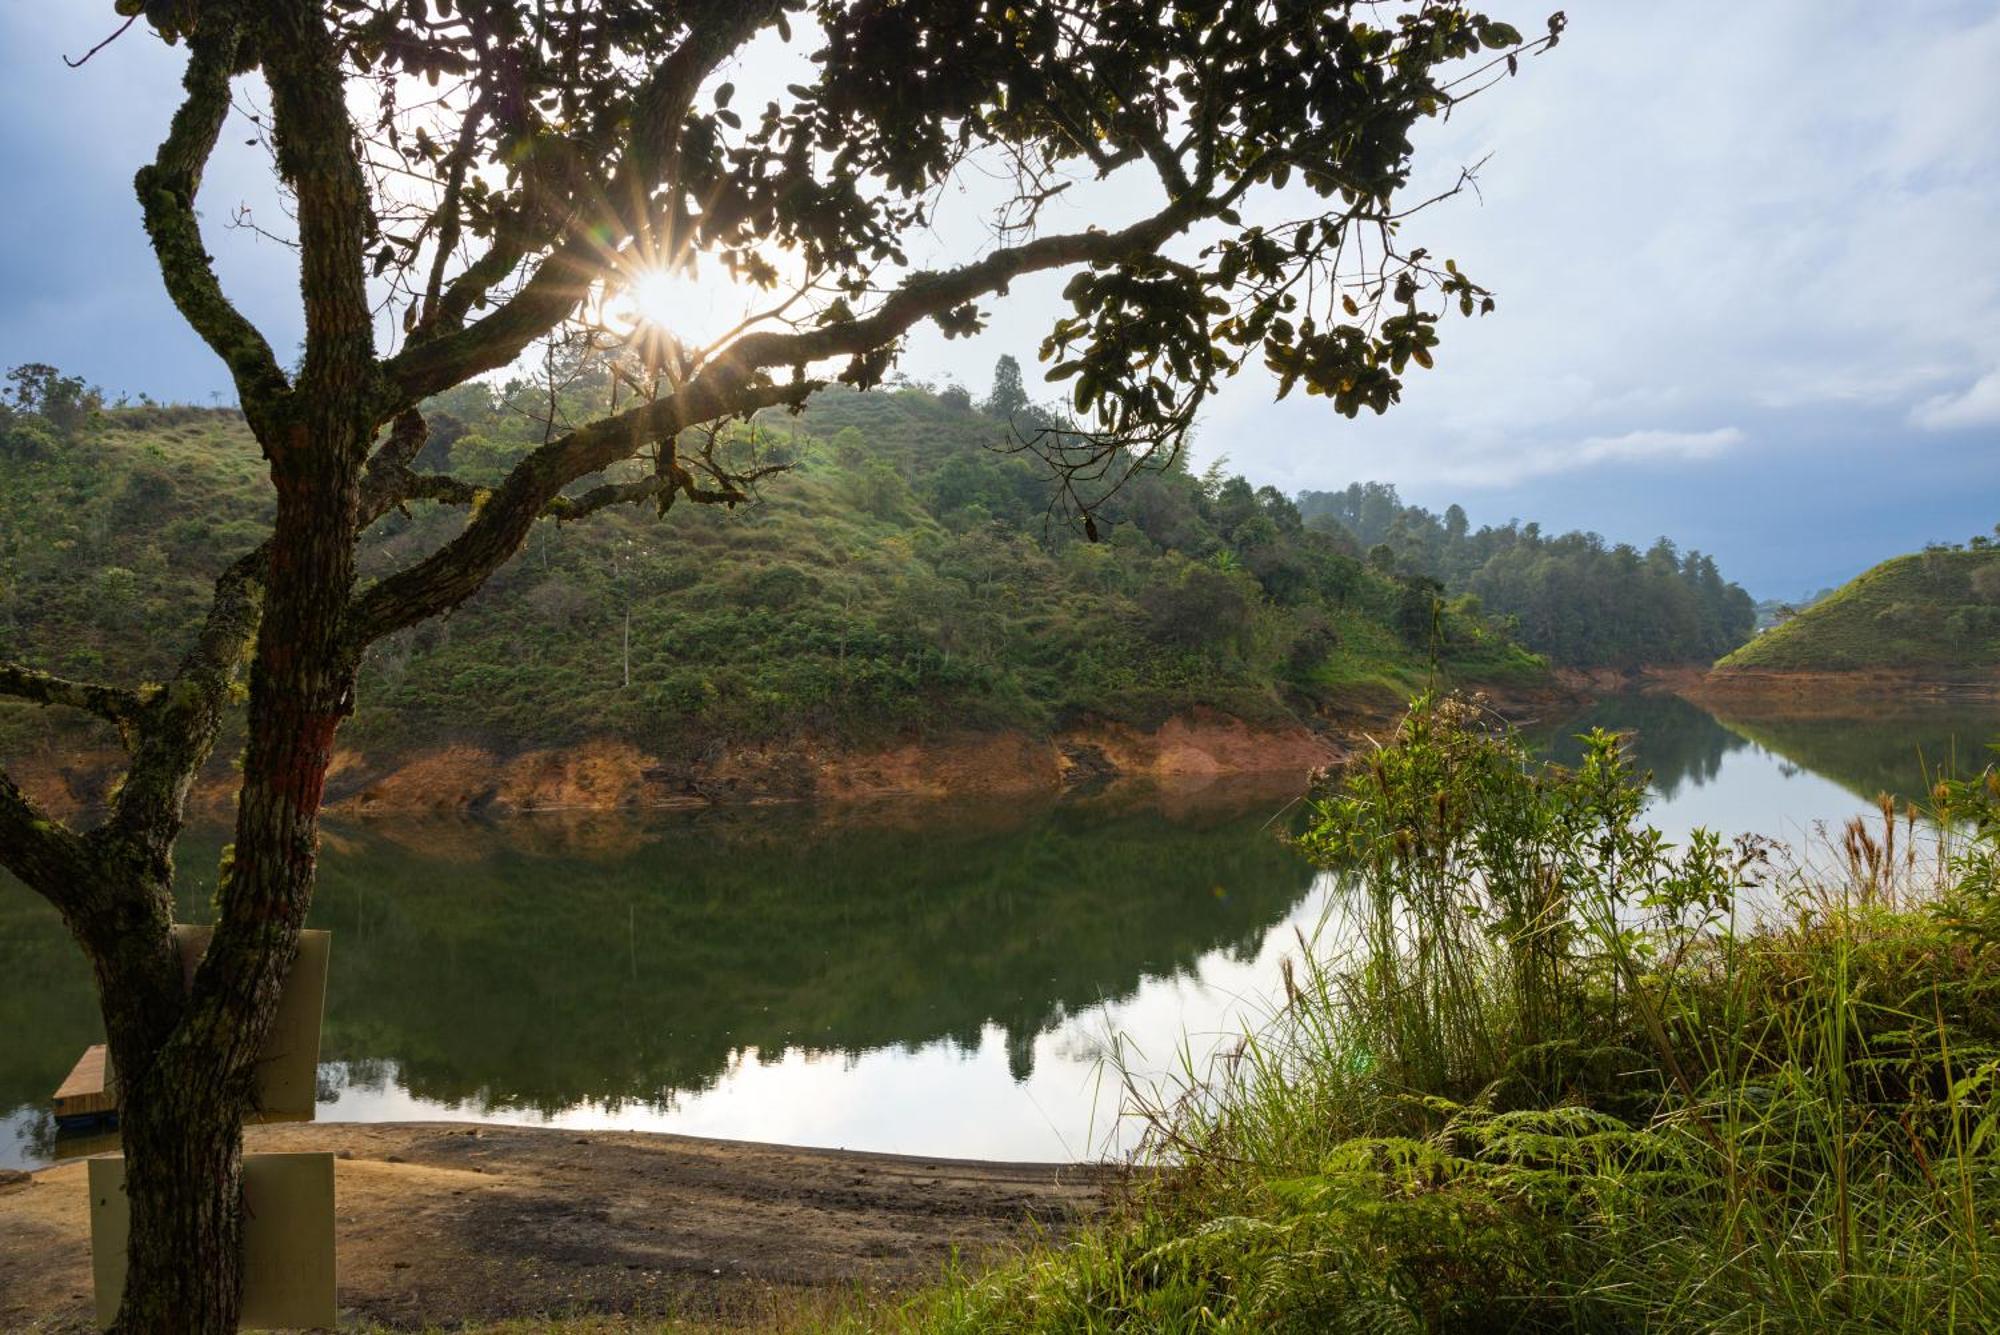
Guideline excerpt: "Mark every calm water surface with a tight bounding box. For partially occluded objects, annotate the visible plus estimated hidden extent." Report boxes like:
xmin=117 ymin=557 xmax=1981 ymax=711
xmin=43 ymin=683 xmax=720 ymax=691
xmin=5 ymin=694 xmax=1997 ymax=1170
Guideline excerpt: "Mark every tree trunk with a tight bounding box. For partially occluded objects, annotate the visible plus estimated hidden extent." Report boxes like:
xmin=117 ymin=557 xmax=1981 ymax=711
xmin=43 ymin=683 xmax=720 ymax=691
xmin=109 ymin=1051 xmax=249 ymax=1333
xmin=86 ymin=859 xmax=284 ymax=1335
xmin=106 ymin=431 xmax=362 ymax=1331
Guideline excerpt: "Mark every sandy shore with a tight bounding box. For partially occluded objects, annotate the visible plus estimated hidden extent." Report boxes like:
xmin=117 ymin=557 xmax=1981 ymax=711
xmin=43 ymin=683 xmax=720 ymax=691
xmin=0 ymin=1121 xmax=1130 ymax=1330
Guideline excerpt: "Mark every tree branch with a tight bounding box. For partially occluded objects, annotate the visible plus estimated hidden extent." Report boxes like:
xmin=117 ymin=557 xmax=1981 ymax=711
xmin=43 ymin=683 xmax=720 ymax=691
xmin=347 ymin=193 xmax=1207 ymax=647
xmin=396 ymin=472 xmax=489 ymax=507
xmin=380 ymin=1 xmax=784 ymax=410
xmin=723 ymin=200 xmax=1202 ymax=376
xmin=357 ymin=408 xmax=434 ymax=526
xmin=0 ymin=663 xmax=145 ymax=731
xmin=345 ymin=374 xmax=805 ymax=644
xmin=542 ymin=473 xmax=683 ymax=522
xmin=416 ymin=98 xmax=486 ymax=326
xmin=134 ymin=3 xmax=289 ymax=424
xmin=264 ymin=0 xmax=376 ymax=408
xmin=0 ymin=764 xmax=93 ymax=915
xmin=104 ymin=545 xmax=266 ymax=855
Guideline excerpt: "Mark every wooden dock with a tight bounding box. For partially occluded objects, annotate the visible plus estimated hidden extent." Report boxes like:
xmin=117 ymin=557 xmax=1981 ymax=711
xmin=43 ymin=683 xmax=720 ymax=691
xmin=52 ymin=1044 xmax=116 ymax=1127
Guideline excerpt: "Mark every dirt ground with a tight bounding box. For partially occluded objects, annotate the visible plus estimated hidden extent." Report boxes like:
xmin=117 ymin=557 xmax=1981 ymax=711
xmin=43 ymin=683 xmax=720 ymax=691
xmin=0 ymin=1121 xmax=1130 ymax=1331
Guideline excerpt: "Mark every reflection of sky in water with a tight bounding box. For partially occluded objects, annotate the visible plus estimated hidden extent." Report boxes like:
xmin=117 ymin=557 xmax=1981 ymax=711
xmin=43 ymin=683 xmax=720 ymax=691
xmin=10 ymin=697 xmax=1998 ymax=1171
xmin=298 ymin=878 xmax=1343 ymax=1165
xmin=1640 ymin=741 xmax=1884 ymax=846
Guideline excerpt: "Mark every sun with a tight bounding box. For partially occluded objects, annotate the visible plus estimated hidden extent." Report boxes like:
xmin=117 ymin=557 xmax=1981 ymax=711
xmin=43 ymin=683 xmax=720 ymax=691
xmin=612 ymin=262 xmax=757 ymax=352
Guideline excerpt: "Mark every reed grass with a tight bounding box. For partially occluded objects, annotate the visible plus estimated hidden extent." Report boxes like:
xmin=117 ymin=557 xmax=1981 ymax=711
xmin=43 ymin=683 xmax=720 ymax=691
xmin=850 ymin=693 xmax=2000 ymax=1334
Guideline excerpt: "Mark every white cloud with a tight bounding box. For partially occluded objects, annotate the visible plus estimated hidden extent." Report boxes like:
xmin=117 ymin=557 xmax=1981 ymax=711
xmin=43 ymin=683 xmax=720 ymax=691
xmin=1039 ymin=1 xmax=2000 ymax=501
xmin=1415 ymin=426 xmax=1746 ymax=489
xmin=1910 ymin=370 xmax=2000 ymax=430
xmin=1573 ymin=427 xmax=1745 ymax=467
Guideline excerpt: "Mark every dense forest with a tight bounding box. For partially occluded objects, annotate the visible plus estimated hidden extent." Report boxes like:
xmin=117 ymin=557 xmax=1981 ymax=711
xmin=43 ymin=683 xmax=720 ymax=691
xmin=1298 ymin=481 xmax=1757 ymax=666
xmin=0 ymin=360 xmax=1776 ymax=769
xmin=0 ymin=359 xmax=1547 ymax=763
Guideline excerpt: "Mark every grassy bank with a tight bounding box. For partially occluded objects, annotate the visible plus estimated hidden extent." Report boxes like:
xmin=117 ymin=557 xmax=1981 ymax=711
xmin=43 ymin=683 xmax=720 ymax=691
xmin=840 ymin=696 xmax=2000 ymax=1333
xmin=1717 ymin=546 xmax=2000 ymax=675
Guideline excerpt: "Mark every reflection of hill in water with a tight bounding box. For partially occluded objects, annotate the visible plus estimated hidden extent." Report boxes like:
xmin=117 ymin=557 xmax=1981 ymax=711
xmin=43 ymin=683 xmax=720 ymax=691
xmin=3 ymin=792 xmax=1312 ymax=1129
xmin=1529 ymin=693 xmax=1748 ymax=801
xmin=1531 ymin=691 xmax=2000 ymax=815
xmin=1703 ymin=704 xmax=2000 ymax=807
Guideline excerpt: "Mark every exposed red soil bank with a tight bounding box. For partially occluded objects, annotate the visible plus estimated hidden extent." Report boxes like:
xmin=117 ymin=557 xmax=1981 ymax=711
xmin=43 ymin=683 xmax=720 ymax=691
xmin=1695 ymin=667 xmax=2000 ymax=714
xmin=321 ymin=710 xmax=1349 ymax=814
xmin=1550 ymin=664 xmax=1711 ymax=696
xmin=9 ymin=709 xmax=1353 ymax=819
xmin=11 ymin=677 xmax=1589 ymax=819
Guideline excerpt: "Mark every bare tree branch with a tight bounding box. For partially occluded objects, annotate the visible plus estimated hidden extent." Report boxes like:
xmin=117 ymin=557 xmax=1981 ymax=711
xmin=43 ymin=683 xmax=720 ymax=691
xmin=63 ymin=14 xmax=138 ymax=68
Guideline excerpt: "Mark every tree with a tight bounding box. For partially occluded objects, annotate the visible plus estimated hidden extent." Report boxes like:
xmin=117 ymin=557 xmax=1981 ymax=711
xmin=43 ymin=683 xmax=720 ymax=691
xmin=0 ymin=2 xmax=1557 ymax=1328
xmin=984 ymin=353 xmax=1031 ymax=420
xmin=1443 ymin=502 xmax=1469 ymax=542
xmin=1140 ymin=559 xmax=1255 ymax=654
xmin=4 ymin=362 xmax=103 ymax=436
xmin=1 ymin=362 xmax=105 ymax=459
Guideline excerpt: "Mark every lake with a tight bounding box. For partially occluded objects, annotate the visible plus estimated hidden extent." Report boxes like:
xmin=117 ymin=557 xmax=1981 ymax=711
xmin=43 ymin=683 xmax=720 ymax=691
xmin=5 ymin=692 xmax=1998 ymax=1171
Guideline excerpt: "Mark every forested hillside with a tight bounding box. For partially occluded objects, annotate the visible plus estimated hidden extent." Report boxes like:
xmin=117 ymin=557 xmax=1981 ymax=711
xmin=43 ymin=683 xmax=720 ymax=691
xmin=1716 ymin=536 xmax=2000 ymax=675
xmin=1298 ymin=481 xmax=1757 ymax=666
xmin=0 ymin=361 xmax=1542 ymax=763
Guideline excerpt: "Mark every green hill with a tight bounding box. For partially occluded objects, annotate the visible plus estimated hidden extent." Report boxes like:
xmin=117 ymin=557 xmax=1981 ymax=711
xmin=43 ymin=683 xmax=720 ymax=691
xmin=1 ymin=375 xmax=1544 ymax=768
xmin=1715 ymin=547 xmax=2000 ymax=675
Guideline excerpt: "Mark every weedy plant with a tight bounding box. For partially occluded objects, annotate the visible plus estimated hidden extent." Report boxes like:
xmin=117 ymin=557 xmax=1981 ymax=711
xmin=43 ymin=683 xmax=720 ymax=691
xmin=859 ymin=694 xmax=2000 ymax=1334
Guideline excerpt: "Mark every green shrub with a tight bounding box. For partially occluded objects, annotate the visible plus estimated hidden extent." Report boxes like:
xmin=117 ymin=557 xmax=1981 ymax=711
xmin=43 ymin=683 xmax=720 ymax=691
xmin=873 ymin=697 xmax=2000 ymax=1334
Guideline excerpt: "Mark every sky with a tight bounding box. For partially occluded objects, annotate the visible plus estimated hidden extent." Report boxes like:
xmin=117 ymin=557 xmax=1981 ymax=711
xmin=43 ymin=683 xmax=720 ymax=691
xmin=2 ymin=3 xmax=1996 ymax=599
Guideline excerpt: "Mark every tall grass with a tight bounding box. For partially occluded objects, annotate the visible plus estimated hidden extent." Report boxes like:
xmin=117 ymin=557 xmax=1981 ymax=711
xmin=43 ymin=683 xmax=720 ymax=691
xmin=864 ymin=694 xmax=2000 ymax=1334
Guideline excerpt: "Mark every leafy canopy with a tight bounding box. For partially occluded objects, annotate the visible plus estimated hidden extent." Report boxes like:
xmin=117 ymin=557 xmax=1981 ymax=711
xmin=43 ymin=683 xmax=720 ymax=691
xmin=126 ymin=0 xmax=1560 ymax=470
